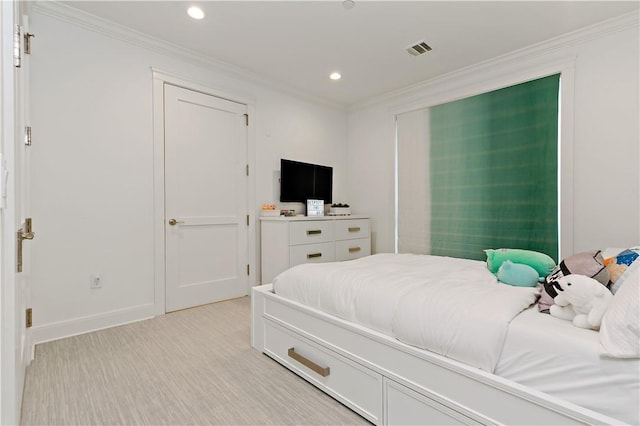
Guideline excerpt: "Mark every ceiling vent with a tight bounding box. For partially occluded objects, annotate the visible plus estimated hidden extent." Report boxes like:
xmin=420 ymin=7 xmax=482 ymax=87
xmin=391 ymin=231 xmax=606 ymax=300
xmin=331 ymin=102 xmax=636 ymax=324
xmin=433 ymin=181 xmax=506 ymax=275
xmin=406 ymin=41 xmax=432 ymax=56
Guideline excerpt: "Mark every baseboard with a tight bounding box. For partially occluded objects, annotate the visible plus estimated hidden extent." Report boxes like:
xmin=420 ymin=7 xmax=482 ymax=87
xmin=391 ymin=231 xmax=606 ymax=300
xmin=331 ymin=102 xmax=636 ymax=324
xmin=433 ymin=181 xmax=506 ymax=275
xmin=30 ymin=303 xmax=156 ymax=350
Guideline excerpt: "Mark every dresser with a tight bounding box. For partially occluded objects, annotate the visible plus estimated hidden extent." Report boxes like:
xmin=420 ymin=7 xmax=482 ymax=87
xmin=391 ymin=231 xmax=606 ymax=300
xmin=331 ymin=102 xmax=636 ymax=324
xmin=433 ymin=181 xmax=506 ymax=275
xmin=260 ymin=215 xmax=371 ymax=284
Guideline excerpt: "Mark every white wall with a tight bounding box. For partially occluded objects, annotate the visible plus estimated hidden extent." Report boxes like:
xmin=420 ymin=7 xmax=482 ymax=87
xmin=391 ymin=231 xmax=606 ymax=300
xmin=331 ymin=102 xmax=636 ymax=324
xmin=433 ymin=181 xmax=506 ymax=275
xmin=347 ymin=16 xmax=640 ymax=256
xmin=29 ymin=10 xmax=347 ymax=342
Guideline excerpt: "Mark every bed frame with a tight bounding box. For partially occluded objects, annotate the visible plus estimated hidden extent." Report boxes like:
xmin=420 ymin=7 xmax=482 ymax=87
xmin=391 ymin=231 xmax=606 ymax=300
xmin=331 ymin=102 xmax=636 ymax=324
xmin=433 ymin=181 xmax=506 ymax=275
xmin=251 ymin=284 xmax=622 ymax=425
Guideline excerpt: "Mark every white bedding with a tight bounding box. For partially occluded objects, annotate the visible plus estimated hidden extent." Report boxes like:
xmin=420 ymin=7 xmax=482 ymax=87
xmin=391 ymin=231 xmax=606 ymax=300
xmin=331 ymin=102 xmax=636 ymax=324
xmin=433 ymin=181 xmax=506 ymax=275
xmin=273 ymin=253 xmax=539 ymax=372
xmin=496 ymin=306 xmax=640 ymax=425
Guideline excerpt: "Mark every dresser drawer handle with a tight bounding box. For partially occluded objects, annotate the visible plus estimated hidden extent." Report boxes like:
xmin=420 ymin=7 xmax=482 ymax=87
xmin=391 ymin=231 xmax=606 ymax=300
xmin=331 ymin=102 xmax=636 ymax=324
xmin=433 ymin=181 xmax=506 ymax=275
xmin=348 ymin=247 xmax=361 ymax=253
xmin=288 ymin=347 xmax=330 ymax=377
xmin=307 ymin=252 xmax=322 ymax=259
xmin=348 ymin=227 xmax=360 ymax=232
xmin=307 ymin=229 xmax=322 ymax=235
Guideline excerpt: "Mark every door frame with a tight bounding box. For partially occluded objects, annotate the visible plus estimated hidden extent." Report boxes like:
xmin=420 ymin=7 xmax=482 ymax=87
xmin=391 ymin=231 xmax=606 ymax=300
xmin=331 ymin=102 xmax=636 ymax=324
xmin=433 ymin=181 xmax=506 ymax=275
xmin=151 ymin=68 xmax=256 ymax=316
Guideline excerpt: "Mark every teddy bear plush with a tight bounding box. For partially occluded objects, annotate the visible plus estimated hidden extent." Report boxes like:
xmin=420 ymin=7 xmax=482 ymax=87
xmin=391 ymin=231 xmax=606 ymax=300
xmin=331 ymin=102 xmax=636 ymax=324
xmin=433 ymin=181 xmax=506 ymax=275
xmin=549 ymin=274 xmax=613 ymax=330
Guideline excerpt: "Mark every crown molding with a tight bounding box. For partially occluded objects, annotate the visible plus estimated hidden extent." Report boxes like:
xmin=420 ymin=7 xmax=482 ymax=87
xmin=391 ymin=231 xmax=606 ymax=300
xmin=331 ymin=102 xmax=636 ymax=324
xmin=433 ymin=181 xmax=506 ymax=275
xmin=350 ymin=10 xmax=639 ymax=111
xmin=31 ymin=1 xmax=347 ymax=111
xmin=30 ymin=1 xmax=638 ymax=112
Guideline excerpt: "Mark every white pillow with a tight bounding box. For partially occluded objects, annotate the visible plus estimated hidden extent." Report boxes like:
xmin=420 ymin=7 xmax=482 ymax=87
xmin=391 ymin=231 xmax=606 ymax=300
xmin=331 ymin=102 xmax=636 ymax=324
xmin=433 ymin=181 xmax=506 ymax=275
xmin=600 ymin=260 xmax=639 ymax=358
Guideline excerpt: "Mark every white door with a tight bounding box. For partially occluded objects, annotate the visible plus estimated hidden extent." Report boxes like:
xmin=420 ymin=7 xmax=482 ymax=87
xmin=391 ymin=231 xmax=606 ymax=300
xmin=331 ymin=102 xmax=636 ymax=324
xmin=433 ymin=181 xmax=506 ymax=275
xmin=16 ymin=11 xmax=32 ymax=380
xmin=0 ymin=5 xmax=32 ymax=424
xmin=164 ymin=84 xmax=248 ymax=312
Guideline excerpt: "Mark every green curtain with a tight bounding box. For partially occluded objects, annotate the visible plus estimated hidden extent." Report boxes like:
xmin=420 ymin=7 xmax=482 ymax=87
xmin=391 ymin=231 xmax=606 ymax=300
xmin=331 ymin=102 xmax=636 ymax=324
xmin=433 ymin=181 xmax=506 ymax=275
xmin=429 ymin=74 xmax=560 ymax=261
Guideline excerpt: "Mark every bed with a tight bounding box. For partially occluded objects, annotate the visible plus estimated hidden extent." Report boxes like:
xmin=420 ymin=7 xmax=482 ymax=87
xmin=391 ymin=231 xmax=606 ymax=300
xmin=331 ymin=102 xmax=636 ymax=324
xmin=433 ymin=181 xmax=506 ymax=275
xmin=251 ymin=253 xmax=639 ymax=425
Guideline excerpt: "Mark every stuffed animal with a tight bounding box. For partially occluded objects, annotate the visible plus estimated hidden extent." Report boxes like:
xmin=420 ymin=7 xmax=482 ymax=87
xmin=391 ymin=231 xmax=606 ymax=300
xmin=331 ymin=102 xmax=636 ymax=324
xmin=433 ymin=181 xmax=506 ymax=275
xmin=549 ymin=274 xmax=613 ymax=330
xmin=497 ymin=261 xmax=540 ymax=287
xmin=539 ymin=250 xmax=609 ymax=313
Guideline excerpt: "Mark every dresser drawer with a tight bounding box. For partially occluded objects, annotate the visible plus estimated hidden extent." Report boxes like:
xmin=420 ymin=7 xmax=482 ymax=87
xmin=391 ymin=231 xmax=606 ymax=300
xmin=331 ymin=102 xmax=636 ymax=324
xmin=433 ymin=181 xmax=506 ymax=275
xmin=335 ymin=238 xmax=371 ymax=261
xmin=263 ymin=320 xmax=382 ymax=423
xmin=334 ymin=219 xmax=370 ymax=241
xmin=289 ymin=221 xmax=333 ymax=245
xmin=289 ymin=242 xmax=335 ymax=267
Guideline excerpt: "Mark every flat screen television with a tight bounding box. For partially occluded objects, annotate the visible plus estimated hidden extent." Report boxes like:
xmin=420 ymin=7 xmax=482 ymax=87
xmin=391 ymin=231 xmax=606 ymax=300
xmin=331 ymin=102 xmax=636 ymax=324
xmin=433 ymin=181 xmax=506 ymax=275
xmin=280 ymin=159 xmax=332 ymax=204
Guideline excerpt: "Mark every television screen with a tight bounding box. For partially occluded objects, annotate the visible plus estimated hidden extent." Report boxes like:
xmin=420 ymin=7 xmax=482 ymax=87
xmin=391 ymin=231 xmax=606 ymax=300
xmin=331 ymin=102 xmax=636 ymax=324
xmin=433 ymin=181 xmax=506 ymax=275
xmin=280 ymin=159 xmax=333 ymax=204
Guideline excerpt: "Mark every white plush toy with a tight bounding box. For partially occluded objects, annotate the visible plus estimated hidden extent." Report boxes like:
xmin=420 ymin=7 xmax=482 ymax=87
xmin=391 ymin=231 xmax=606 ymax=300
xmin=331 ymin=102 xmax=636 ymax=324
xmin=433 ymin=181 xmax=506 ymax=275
xmin=549 ymin=274 xmax=613 ymax=330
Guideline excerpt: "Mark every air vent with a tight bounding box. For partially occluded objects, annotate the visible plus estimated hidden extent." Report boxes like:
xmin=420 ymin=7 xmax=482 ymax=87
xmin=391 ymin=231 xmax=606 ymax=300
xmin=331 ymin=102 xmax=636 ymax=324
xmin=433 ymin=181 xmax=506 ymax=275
xmin=406 ymin=41 xmax=432 ymax=56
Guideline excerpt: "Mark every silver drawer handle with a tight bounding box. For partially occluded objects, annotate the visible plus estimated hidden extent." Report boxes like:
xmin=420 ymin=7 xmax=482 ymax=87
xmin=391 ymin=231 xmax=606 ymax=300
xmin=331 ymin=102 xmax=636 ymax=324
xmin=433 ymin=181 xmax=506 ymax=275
xmin=288 ymin=348 xmax=330 ymax=377
xmin=307 ymin=229 xmax=322 ymax=235
xmin=348 ymin=247 xmax=361 ymax=253
xmin=348 ymin=227 xmax=360 ymax=232
xmin=307 ymin=253 xmax=322 ymax=259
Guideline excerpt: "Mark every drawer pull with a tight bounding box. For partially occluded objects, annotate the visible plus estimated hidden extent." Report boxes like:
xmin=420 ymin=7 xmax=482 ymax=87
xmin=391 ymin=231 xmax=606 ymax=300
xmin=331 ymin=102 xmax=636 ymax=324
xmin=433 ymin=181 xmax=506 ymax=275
xmin=307 ymin=229 xmax=322 ymax=235
xmin=288 ymin=347 xmax=330 ymax=377
xmin=307 ymin=252 xmax=322 ymax=259
xmin=348 ymin=227 xmax=361 ymax=232
xmin=348 ymin=247 xmax=361 ymax=253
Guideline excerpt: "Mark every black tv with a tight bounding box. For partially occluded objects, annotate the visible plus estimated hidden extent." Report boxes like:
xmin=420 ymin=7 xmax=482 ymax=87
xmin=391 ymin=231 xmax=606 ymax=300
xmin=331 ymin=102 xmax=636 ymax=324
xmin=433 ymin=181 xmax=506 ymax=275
xmin=280 ymin=159 xmax=333 ymax=204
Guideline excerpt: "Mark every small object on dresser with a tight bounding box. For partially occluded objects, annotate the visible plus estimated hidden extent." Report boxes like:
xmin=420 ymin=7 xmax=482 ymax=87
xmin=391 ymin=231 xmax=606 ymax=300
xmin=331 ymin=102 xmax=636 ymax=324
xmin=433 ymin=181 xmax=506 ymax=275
xmin=329 ymin=203 xmax=351 ymax=216
xmin=260 ymin=204 xmax=281 ymax=217
xmin=306 ymin=199 xmax=324 ymax=216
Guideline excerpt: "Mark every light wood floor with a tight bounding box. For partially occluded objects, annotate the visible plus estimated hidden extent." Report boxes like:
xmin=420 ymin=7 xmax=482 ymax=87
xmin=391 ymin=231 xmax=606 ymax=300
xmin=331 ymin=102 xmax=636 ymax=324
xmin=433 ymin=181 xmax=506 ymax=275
xmin=20 ymin=297 xmax=369 ymax=425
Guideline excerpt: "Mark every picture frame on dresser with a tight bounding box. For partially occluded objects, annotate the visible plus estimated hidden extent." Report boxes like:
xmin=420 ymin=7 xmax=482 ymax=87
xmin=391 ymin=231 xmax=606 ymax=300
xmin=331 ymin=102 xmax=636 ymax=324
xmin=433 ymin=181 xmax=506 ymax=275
xmin=306 ymin=199 xmax=324 ymax=217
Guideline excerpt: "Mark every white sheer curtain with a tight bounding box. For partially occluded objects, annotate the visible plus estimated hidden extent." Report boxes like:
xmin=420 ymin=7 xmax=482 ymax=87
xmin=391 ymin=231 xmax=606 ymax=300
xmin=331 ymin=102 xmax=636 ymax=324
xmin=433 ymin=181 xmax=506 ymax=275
xmin=396 ymin=108 xmax=431 ymax=254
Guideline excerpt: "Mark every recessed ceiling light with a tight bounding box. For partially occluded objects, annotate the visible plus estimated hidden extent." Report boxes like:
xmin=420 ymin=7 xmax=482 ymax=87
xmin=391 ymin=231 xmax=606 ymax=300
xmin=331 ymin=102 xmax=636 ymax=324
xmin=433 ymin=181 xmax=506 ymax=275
xmin=329 ymin=72 xmax=342 ymax=81
xmin=187 ymin=6 xmax=205 ymax=20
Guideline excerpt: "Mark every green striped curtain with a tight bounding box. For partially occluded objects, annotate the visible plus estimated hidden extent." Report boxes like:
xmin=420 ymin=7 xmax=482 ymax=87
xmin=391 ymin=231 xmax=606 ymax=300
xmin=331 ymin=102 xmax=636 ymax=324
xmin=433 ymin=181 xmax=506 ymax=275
xmin=429 ymin=74 xmax=560 ymax=261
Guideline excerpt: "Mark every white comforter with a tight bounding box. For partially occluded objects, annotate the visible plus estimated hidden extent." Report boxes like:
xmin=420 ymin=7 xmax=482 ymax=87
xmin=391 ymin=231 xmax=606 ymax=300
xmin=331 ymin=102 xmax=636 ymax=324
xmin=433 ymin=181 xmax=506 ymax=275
xmin=273 ymin=253 xmax=540 ymax=372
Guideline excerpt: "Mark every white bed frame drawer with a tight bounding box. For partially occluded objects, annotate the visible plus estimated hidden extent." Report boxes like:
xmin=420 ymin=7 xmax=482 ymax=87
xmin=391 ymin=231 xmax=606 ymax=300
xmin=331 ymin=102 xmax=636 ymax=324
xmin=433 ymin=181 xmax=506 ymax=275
xmin=263 ymin=320 xmax=383 ymax=424
xmin=335 ymin=238 xmax=371 ymax=261
xmin=334 ymin=219 xmax=370 ymax=241
xmin=289 ymin=221 xmax=333 ymax=245
xmin=289 ymin=242 xmax=335 ymax=267
xmin=385 ymin=379 xmax=477 ymax=425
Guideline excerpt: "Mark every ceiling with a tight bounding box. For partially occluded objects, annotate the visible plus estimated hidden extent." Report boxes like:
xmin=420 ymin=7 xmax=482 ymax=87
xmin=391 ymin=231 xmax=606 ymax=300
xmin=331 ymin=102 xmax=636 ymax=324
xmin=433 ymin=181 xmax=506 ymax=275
xmin=58 ymin=1 xmax=639 ymax=107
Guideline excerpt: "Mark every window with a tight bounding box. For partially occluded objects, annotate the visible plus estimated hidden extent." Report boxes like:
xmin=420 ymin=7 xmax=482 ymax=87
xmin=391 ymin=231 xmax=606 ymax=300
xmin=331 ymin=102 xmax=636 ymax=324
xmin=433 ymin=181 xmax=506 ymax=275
xmin=397 ymin=74 xmax=561 ymax=261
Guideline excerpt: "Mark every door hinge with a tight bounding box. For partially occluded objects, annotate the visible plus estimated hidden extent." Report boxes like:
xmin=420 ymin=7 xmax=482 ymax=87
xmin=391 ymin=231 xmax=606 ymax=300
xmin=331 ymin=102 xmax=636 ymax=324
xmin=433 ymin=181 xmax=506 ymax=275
xmin=13 ymin=25 xmax=21 ymax=68
xmin=247 ymin=264 xmax=250 ymax=276
xmin=243 ymin=113 xmax=248 ymax=126
xmin=25 ymin=126 xmax=32 ymax=146
xmin=246 ymin=164 xmax=249 ymax=176
xmin=24 ymin=32 xmax=35 ymax=55
xmin=26 ymin=308 xmax=32 ymax=328
xmin=246 ymin=214 xmax=250 ymax=226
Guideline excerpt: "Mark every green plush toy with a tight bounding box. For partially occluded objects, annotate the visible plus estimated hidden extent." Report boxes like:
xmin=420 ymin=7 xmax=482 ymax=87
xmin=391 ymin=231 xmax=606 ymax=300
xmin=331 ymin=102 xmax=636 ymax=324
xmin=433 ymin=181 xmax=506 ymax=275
xmin=497 ymin=260 xmax=540 ymax=287
xmin=485 ymin=248 xmax=556 ymax=279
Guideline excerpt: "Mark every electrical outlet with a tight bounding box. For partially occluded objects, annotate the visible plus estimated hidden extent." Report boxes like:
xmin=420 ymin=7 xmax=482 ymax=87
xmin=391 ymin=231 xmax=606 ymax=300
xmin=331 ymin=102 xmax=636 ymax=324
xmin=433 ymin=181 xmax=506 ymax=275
xmin=90 ymin=274 xmax=102 ymax=289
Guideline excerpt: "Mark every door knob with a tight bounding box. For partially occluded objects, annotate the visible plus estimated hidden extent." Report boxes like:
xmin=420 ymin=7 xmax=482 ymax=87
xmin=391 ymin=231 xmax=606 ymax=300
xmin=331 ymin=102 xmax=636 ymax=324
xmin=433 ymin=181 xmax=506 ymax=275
xmin=168 ymin=218 xmax=184 ymax=226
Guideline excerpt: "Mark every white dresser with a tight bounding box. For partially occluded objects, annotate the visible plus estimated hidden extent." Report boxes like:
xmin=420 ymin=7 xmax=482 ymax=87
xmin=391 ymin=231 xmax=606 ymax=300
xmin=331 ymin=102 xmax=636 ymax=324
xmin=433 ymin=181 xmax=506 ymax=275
xmin=260 ymin=215 xmax=371 ymax=284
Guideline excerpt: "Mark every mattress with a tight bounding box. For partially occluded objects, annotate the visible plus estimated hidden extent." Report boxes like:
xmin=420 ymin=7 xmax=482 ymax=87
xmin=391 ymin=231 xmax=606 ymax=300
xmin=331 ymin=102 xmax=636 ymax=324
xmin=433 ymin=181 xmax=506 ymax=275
xmin=273 ymin=253 xmax=539 ymax=372
xmin=496 ymin=305 xmax=640 ymax=425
